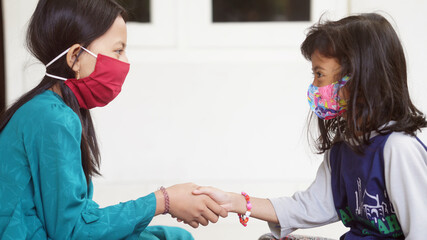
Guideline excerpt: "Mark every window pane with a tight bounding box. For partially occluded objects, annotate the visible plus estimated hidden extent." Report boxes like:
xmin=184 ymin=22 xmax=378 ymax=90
xmin=212 ymin=0 xmax=310 ymax=22
xmin=117 ymin=0 xmax=151 ymax=23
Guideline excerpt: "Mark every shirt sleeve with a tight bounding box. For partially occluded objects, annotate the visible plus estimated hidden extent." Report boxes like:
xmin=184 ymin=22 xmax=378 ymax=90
xmin=24 ymin=104 xmax=156 ymax=240
xmin=267 ymin=151 xmax=339 ymax=238
xmin=383 ymin=132 xmax=427 ymax=239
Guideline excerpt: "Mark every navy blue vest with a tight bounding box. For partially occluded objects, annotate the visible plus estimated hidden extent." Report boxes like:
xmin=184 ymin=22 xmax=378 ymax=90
xmin=330 ymin=133 xmax=406 ymax=239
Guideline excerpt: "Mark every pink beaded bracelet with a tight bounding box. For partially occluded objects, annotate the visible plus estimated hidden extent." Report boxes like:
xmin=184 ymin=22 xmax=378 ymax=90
xmin=160 ymin=186 xmax=170 ymax=215
xmin=238 ymin=192 xmax=252 ymax=227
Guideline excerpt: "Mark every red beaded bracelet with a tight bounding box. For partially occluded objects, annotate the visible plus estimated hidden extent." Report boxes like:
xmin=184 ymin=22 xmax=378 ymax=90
xmin=238 ymin=192 xmax=252 ymax=227
xmin=160 ymin=186 xmax=170 ymax=215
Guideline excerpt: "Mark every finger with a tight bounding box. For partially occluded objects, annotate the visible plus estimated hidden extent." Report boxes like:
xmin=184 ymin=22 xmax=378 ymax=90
xmin=177 ymin=218 xmax=183 ymax=222
xmin=196 ymin=215 xmax=210 ymax=226
xmin=189 ymin=221 xmax=199 ymax=228
xmin=205 ymin=197 xmax=228 ymax=218
xmin=197 ymin=196 xmax=220 ymax=223
xmin=201 ymin=207 xmax=219 ymax=224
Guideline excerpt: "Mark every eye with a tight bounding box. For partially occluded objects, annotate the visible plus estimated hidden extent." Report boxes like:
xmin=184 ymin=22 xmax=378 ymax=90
xmin=115 ymin=49 xmax=124 ymax=55
xmin=312 ymin=71 xmax=324 ymax=78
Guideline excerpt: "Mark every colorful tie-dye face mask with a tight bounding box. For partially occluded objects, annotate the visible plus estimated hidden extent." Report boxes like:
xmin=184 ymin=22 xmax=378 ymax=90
xmin=307 ymin=75 xmax=350 ymax=120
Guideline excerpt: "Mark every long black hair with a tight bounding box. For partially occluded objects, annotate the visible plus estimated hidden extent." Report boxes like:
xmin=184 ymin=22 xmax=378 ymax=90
xmin=301 ymin=13 xmax=427 ymax=154
xmin=0 ymin=0 xmax=126 ymax=183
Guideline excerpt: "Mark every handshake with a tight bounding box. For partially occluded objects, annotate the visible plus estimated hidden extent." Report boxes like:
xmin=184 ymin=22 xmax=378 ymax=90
xmin=154 ymin=183 xmax=268 ymax=228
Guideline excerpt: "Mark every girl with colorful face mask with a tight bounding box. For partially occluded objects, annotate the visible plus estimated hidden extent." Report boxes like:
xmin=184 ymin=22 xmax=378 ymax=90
xmin=190 ymin=13 xmax=427 ymax=239
xmin=0 ymin=0 xmax=227 ymax=239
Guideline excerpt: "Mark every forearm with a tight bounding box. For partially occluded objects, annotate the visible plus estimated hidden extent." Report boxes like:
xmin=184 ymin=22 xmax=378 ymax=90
xmin=229 ymin=192 xmax=279 ymax=224
xmin=57 ymin=194 xmax=157 ymax=239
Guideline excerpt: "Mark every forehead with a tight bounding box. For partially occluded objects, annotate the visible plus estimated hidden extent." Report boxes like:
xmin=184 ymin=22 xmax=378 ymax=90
xmin=311 ymin=50 xmax=340 ymax=70
xmin=106 ymin=16 xmax=127 ymax=37
xmin=90 ymin=16 xmax=127 ymax=48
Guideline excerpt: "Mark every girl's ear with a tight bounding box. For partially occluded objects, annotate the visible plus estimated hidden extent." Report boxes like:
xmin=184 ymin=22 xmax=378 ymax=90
xmin=66 ymin=44 xmax=82 ymax=74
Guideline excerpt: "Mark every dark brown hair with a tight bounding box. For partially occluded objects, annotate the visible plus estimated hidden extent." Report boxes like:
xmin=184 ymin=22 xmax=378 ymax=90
xmin=0 ymin=0 xmax=127 ymax=183
xmin=301 ymin=13 xmax=427 ymax=153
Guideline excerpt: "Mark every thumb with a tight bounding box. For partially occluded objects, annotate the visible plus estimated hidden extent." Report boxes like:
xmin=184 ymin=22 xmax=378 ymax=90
xmin=192 ymin=186 xmax=212 ymax=195
xmin=219 ymin=207 xmax=228 ymax=218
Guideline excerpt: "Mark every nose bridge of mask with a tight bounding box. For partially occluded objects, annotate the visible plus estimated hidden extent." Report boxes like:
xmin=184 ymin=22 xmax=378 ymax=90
xmin=45 ymin=46 xmax=97 ymax=81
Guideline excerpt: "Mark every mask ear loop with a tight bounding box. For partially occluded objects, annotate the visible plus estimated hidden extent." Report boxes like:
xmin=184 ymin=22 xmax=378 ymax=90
xmin=46 ymin=48 xmax=70 ymax=68
xmin=45 ymin=48 xmax=70 ymax=81
xmin=80 ymin=46 xmax=97 ymax=58
xmin=45 ymin=46 xmax=97 ymax=81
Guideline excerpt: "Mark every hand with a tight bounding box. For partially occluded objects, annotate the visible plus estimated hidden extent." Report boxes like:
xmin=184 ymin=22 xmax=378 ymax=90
xmin=192 ymin=186 xmax=235 ymax=212
xmin=192 ymin=186 xmax=280 ymax=224
xmin=165 ymin=183 xmax=228 ymax=228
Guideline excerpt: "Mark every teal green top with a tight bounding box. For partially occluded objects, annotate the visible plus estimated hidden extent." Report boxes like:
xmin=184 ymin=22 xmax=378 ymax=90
xmin=0 ymin=90 xmax=157 ymax=239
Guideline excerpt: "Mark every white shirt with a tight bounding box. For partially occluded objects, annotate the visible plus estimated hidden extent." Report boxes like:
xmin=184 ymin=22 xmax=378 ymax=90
xmin=268 ymin=132 xmax=427 ymax=239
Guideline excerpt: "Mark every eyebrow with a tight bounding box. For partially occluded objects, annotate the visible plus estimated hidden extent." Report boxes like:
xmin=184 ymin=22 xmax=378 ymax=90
xmin=116 ymin=41 xmax=127 ymax=48
xmin=312 ymin=66 xmax=326 ymax=71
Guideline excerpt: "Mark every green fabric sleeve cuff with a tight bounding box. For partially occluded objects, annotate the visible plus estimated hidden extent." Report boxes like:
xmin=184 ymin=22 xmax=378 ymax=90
xmin=133 ymin=192 xmax=157 ymax=230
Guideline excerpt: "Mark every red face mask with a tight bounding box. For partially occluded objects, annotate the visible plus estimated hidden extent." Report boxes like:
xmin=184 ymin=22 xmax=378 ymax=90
xmin=45 ymin=47 xmax=130 ymax=109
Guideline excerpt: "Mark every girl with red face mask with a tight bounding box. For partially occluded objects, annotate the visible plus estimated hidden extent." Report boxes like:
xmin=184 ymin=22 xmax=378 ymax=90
xmin=0 ymin=0 xmax=226 ymax=239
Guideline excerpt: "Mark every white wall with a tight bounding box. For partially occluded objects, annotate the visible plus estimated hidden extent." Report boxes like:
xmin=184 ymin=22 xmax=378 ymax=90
xmin=3 ymin=0 xmax=427 ymax=239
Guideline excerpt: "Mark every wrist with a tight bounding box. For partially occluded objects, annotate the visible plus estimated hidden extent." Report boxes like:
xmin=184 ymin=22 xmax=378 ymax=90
xmin=154 ymin=190 xmax=165 ymax=215
xmin=237 ymin=192 xmax=252 ymax=227
xmin=154 ymin=189 xmax=167 ymax=215
xmin=230 ymin=192 xmax=247 ymax=214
